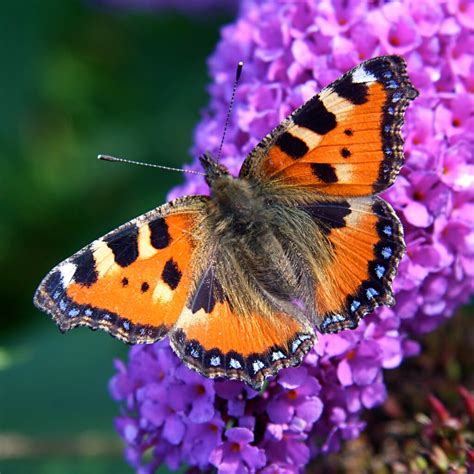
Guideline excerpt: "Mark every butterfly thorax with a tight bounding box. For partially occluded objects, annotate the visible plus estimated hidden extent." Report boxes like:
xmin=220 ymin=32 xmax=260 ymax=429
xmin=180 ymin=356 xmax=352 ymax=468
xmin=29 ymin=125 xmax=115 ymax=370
xmin=211 ymin=177 xmax=268 ymax=234
xmin=200 ymin=153 xmax=267 ymax=234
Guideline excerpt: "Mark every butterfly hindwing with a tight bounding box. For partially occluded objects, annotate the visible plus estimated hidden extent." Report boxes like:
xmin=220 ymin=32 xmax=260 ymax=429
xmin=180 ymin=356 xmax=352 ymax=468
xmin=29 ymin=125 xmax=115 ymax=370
xmin=34 ymin=196 xmax=209 ymax=343
xmin=240 ymin=55 xmax=418 ymax=197
xmin=170 ymin=265 xmax=315 ymax=390
xmin=299 ymin=196 xmax=404 ymax=333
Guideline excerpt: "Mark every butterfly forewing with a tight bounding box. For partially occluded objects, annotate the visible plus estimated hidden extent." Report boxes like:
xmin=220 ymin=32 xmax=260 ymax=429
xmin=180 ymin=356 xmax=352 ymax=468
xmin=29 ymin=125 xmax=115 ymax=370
xmin=34 ymin=196 xmax=209 ymax=343
xmin=240 ymin=56 xmax=418 ymax=197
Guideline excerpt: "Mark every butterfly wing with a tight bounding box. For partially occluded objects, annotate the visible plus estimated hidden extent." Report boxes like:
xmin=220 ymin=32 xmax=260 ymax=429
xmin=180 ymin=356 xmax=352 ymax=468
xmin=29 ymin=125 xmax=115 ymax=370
xmin=170 ymin=265 xmax=315 ymax=390
xmin=34 ymin=195 xmax=209 ymax=343
xmin=295 ymin=196 xmax=404 ymax=333
xmin=239 ymin=55 xmax=418 ymax=197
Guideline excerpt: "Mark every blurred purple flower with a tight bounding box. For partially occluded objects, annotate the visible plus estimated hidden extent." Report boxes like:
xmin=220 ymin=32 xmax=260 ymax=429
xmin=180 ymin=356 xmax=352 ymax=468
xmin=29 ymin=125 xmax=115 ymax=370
xmin=111 ymin=0 xmax=474 ymax=472
xmin=95 ymin=0 xmax=237 ymax=14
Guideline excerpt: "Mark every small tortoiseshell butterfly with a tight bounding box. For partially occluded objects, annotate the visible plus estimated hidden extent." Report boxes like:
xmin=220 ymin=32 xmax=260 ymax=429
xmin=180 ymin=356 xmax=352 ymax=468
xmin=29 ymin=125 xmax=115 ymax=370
xmin=34 ymin=56 xmax=418 ymax=389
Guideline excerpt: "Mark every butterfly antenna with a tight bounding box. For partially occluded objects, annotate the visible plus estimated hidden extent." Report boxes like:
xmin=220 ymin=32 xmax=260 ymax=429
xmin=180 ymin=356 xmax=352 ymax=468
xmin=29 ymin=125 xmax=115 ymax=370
xmin=216 ymin=61 xmax=243 ymax=163
xmin=98 ymin=155 xmax=206 ymax=176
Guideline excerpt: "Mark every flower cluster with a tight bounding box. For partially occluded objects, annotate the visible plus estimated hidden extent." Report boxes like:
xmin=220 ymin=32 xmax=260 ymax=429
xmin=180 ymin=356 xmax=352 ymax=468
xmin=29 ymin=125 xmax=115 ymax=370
xmin=111 ymin=0 xmax=474 ymax=472
xmin=111 ymin=342 xmax=323 ymax=472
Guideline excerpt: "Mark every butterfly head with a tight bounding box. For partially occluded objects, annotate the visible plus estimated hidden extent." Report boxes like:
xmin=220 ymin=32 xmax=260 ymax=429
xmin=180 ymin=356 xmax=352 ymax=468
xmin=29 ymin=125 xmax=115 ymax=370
xmin=199 ymin=152 xmax=231 ymax=187
xmin=199 ymin=151 xmax=262 ymax=230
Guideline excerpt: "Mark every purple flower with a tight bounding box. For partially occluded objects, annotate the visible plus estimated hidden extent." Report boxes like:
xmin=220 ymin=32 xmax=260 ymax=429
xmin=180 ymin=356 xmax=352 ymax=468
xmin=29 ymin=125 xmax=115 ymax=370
xmin=209 ymin=427 xmax=266 ymax=473
xmin=266 ymin=368 xmax=323 ymax=430
xmin=366 ymin=3 xmax=422 ymax=55
xmin=447 ymin=0 xmax=474 ymax=30
xmin=95 ymin=0 xmax=237 ymax=14
xmin=261 ymin=425 xmax=310 ymax=471
xmin=111 ymin=0 xmax=474 ymax=472
xmin=175 ymin=365 xmax=216 ymax=423
xmin=183 ymin=416 xmax=225 ymax=467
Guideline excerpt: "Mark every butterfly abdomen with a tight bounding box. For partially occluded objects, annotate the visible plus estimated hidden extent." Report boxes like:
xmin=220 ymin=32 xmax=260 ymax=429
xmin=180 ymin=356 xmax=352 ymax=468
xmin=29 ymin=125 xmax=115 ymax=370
xmin=205 ymin=174 xmax=312 ymax=320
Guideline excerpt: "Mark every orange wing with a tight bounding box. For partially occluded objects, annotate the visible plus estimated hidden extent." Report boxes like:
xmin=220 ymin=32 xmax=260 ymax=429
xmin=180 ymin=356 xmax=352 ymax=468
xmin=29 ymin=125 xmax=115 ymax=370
xmin=34 ymin=196 xmax=209 ymax=343
xmin=239 ymin=56 xmax=418 ymax=197
xmin=297 ymin=196 xmax=405 ymax=333
xmin=169 ymin=266 xmax=315 ymax=390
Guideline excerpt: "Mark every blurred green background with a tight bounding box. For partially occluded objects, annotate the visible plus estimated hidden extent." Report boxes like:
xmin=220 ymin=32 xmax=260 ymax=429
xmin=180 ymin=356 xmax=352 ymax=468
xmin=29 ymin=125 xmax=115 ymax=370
xmin=0 ymin=1 xmax=230 ymax=472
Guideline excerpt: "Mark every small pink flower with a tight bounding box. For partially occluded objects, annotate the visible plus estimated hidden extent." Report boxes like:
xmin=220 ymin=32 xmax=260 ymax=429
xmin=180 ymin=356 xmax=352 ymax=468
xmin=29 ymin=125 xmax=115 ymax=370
xmin=410 ymin=0 xmax=444 ymax=38
xmin=435 ymin=94 xmax=474 ymax=139
xmin=367 ymin=3 xmax=422 ymax=55
xmin=446 ymin=0 xmax=474 ymax=30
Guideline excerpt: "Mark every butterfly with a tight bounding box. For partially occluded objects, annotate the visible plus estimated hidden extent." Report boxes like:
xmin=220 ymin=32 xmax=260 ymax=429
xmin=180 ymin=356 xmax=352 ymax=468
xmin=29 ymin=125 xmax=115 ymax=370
xmin=34 ymin=55 xmax=418 ymax=390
